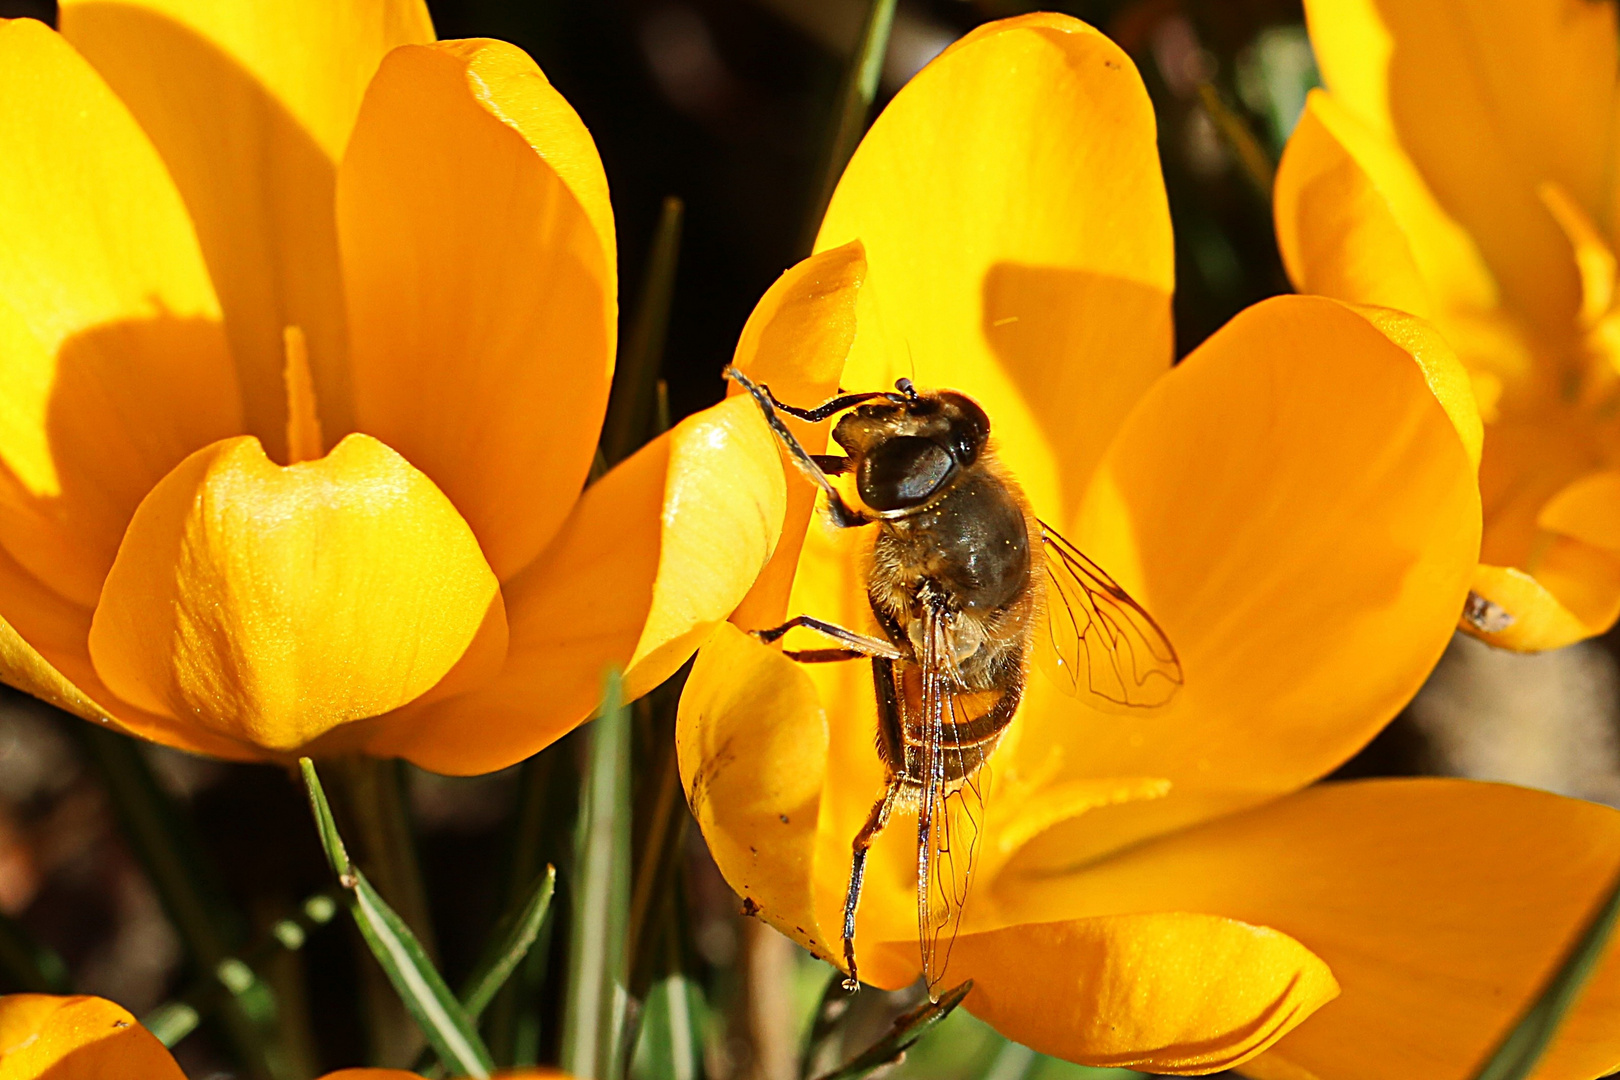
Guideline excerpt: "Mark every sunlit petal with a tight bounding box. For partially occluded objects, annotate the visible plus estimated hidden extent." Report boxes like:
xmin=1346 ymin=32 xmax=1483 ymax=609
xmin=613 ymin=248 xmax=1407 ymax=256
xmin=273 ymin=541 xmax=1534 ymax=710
xmin=88 ymin=434 xmax=504 ymax=752
xmin=59 ymin=0 xmax=433 ymax=459
xmin=379 ymin=395 xmax=783 ymax=775
xmin=0 ymin=19 xmax=239 ymax=609
xmin=933 ymin=913 xmax=1337 ymax=1075
xmin=997 ymin=780 xmax=1620 ymax=1080
xmin=340 ymin=39 xmax=616 ymax=580
xmin=817 ymin=12 xmax=1172 ymax=524
xmin=999 ymin=297 xmax=1480 ymax=868
xmin=0 ymin=994 xmax=185 ymax=1079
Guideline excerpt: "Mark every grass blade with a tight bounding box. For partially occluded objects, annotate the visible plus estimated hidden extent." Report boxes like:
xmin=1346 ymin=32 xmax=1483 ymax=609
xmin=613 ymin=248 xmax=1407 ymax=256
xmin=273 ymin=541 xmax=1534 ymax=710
xmin=1469 ymin=866 xmax=1620 ymax=1080
xmin=812 ymin=980 xmax=972 ymax=1080
xmin=800 ymin=0 xmax=897 ymax=253
xmin=414 ymin=866 xmax=558 ymax=1075
xmin=300 ymin=758 xmax=495 ymax=1077
xmin=0 ymin=909 xmax=68 ymax=994
xmin=561 ymin=672 xmax=633 ymax=1079
xmin=603 ymin=195 xmax=684 ymax=466
xmin=463 ymin=865 xmax=558 ymax=1019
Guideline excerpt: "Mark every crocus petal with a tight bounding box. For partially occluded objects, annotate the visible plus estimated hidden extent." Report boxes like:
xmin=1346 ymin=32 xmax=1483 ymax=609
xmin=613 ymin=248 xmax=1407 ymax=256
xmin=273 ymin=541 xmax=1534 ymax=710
xmin=728 ymin=241 xmax=867 ymax=630
xmin=678 ymin=623 xmax=834 ymax=963
xmin=1004 ymin=296 xmax=1481 ymax=868
xmin=927 ymin=913 xmax=1337 ymax=1075
xmin=0 ymin=541 xmax=256 ymax=761
xmin=372 ymin=394 xmax=783 ymax=775
xmin=1302 ymin=0 xmax=1617 ymax=337
xmin=88 ymin=434 xmax=504 ymax=753
xmin=815 ymin=12 xmax=1172 ymax=524
xmin=0 ymin=19 xmax=239 ymax=609
xmin=0 ymin=993 xmax=185 ymax=1079
xmin=996 ymin=779 xmax=1620 ymax=1080
xmin=1274 ymin=91 xmax=1530 ymax=391
xmin=59 ymin=0 xmax=434 ymax=459
xmin=340 ymin=39 xmax=616 ymax=581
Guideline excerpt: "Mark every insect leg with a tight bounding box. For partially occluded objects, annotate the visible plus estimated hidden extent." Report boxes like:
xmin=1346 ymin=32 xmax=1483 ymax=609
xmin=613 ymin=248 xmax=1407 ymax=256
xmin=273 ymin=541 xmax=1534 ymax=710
xmin=782 ymin=648 xmax=868 ymax=663
xmin=842 ymin=780 xmax=899 ymax=991
xmin=723 ymin=366 xmax=873 ymax=528
xmin=753 ymin=616 xmax=905 ymax=660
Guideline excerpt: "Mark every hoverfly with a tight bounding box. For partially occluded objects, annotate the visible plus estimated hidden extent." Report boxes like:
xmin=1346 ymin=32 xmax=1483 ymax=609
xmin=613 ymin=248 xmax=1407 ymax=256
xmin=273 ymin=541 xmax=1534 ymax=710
xmin=726 ymin=366 xmax=1183 ymax=1000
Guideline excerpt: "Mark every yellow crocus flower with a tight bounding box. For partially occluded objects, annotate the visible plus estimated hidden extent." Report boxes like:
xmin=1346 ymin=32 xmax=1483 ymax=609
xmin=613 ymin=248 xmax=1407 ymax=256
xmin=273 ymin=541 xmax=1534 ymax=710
xmin=1276 ymin=0 xmax=1620 ymax=650
xmin=679 ymin=13 xmax=1620 ymax=1077
xmin=0 ymin=992 xmax=568 ymax=1078
xmin=0 ymin=3 xmax=786 ymax=773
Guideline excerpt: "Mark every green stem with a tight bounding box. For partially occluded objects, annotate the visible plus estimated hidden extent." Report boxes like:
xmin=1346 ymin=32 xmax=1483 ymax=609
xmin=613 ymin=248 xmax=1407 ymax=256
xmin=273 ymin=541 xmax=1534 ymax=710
xmin=560 ymin=673 xmax=633 ymax=1079
xmin=799 ymin=0 xmax=898 ymax=254
xmin=75 ymin=721 xmax=292 ymax=1080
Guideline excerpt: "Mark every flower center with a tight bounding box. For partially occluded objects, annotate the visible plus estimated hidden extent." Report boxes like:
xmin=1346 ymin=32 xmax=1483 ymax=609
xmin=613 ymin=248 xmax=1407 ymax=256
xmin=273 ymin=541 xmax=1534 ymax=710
xmin=281 ymin=325 xmax=325 ymax=465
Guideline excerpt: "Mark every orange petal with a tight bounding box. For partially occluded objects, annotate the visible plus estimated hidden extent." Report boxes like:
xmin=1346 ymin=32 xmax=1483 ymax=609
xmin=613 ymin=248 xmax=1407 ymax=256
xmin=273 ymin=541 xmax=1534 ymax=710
xmin=340 ymin=39 xmax=616 ymax=581
xmin=1274 ymin=90 xmax=1531 ymax=390
xmin=1302 ymin=0 xmax=1617 ymax=338
xmin=0 ymin=19 xmax=239 ymax=609
xmin=88 ymin=434 xmax=504 ymax=753
xmin=728 ymin=241 xmax=868 ymax=631
xmin=816 ymin=12 xmax=1172 ymax=524
xmin=0 ymin=537 xmax=263 ymax=761
xmin=677 ymin=623 xmax=834 ymax=962
xmin=1003 ymin=296 xmax=1481 ymax=868
xmin=930 ymin=913 xmax=1337 ymax=1074
xmin=0 ymin=993 xmax=185 ymax=1078
xmin=371 ymin=394 xmax=783 ymax=775
xmin=60 ymin=0 xmax=434 ymax=460
xmin=996 ymin=780 xmax=1620 ymax=1080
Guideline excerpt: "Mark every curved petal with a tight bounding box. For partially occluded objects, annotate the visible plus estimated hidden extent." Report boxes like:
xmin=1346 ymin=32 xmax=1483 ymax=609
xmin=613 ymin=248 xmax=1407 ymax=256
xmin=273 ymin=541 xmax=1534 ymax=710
xmin=677 ymin=624 xmax=833 ymax=963
xmin=728 ymin=241 xmax=867 ymax=631
xmin=1002 ymin=296 xmax=1482 ymax=869
xmin=815 ymin=12 xmax=1172 ymax=525
xmin=340 ymin=39 xmax=616 ymax=581
xmin=1274 ymin=91 xmax=1531 ymax=396
xmin=0 ymin=993 xmax=185 ymax=1079
xmin=0 ymin=19 xmax=239 ymax=609
xmin=88 ymin=434 xmax=504 ymax=753
xmin=1302 ymin=0 xmax=1618 ymax=336
xmin=60 ymin=0 xmax=434 ymax=458
xmin=931 ymin=913 xmax=1337 ymax=1075
xmin=373 ymin=394 xmax=784 ymax=775
xmin=995 ymin=780 xmax=1620 ymax=1080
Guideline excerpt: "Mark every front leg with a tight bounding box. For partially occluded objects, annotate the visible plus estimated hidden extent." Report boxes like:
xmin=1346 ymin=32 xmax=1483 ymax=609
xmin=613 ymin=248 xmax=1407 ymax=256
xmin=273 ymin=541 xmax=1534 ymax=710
xmin=724 ymin=366 xmax=874 ymax=529
xmin=753 ymin=615 xmax=905 ymax=661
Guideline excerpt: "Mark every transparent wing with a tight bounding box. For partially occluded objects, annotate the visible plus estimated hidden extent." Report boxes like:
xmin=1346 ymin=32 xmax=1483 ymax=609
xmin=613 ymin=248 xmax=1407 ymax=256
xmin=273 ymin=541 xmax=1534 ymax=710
xmin=913 ymin=603 xmax=990 ymax=1002
xmin=1036 ymin=520 xmax=1183 ymax=710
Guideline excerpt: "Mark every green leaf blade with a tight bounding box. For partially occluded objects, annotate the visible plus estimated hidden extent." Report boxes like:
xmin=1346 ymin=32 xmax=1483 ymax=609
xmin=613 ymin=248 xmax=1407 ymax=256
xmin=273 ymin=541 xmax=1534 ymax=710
xmin=299 ymin=757 xmax=494 ymax=1078
xmin=463 ymin=864 xmax=557 ymax=1020
xmin=1470 ymin=866 xmax=1620 ymax=1080
xmin=561 ymin=671 xmax=634 ymax=1079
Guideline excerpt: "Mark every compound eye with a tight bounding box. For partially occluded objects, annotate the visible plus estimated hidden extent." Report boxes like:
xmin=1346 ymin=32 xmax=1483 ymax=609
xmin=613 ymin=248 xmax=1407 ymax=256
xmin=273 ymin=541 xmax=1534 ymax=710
xmin=857 ymin=436 xmax=956 ymax=512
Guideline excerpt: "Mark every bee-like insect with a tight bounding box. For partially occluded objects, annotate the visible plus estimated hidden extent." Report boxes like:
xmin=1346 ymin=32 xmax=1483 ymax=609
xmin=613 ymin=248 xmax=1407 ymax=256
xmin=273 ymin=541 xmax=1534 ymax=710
xmin=727 ymin=366 xmax=1183 ymax=1000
